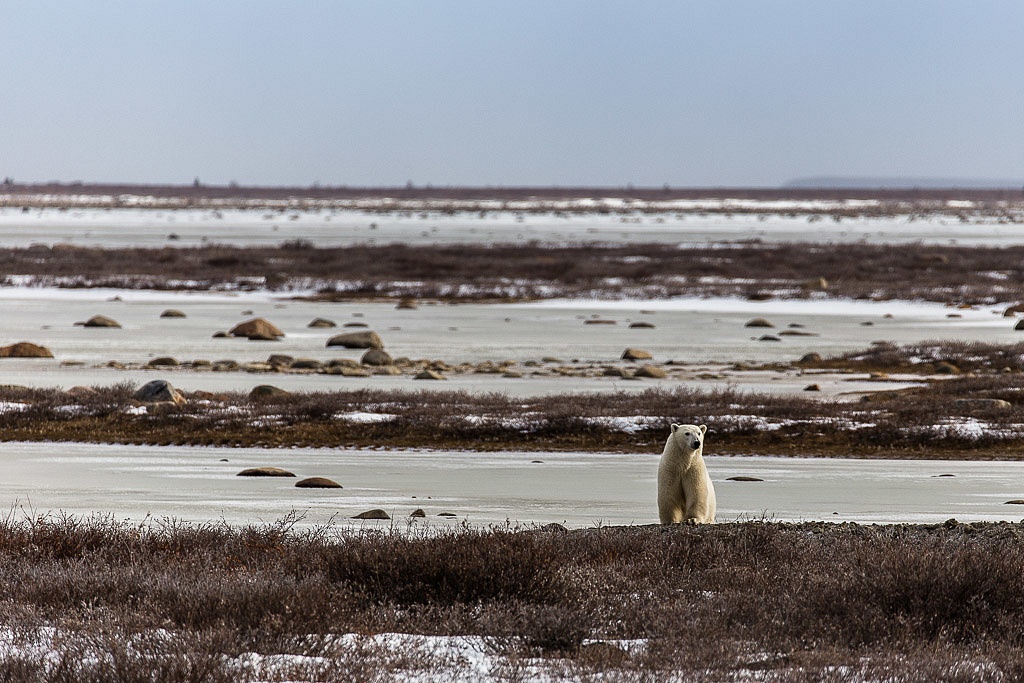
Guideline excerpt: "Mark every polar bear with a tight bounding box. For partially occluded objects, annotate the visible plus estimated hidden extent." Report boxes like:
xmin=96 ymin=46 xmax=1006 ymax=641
xmin=657 ymin=423 xmax=716 ymax=524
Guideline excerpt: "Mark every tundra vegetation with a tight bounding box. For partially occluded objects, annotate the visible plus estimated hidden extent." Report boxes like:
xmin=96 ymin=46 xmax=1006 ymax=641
xmin=4 ymin=340 xmax=1024 ymax=456
xmin=3 ymin=240 xmax=1024 ymax=305
xmin=0 ymin=514 xmax=1022 ymax=680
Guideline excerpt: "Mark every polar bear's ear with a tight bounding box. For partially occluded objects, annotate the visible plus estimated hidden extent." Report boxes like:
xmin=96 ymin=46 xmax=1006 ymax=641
xmin=670 ymin=423 xmax=679 ymax=433
xmin=699 ymin=424 xmax=707 ymax=434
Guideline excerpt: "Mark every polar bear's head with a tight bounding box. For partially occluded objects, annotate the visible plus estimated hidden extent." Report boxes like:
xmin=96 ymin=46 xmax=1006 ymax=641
xmin=671 ymin=423 xmax=707 ymax=452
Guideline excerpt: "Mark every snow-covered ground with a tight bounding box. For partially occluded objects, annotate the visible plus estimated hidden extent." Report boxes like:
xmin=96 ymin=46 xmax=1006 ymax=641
xmin=1 ymin=201 xmax=1023 ymax=248
xmin=4 ymin=441 xmax=1023 ymax=528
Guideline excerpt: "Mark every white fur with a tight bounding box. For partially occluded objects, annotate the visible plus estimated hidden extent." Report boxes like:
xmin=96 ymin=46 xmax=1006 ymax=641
xmin=657 ymin=423 xmax=716 ymax=524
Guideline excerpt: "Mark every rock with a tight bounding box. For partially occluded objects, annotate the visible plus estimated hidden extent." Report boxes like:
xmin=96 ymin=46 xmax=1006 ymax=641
xmin=249 ymin=385 xmax=290 ymax=400
xmin=237 ymin=467 xmax=296 ymax=477
xmin=396 ymin=297 xmax=419 ymax=310
xmin=802 ymin=277 xmax=828 ymax=291
xmin=437 ymin=512 xmax=458 ymax=518
xmin=502 ymin=371 xmax=523 ymax=378
xmin=344 ymin=321 xmax=369 ymax=328
xmin=326 ymin=331 xmax=384 ymax=349
xmin=410 ymin=508 xmax=426 ymax=518
xmin=744 ymin=318 xmax=774 ymax=328
xmin=160 ymin=309 xmax=187 ymax=318
xmin=954 ymin=398 xmax=1011 ymax=410
xmin=798 ymin=352 xmax=823 ymax=364
xmin=295 ymin=477 xmax=342 ymax=489
xmin=779 ymin=329 xmax=819 ymax=337
xmin=83 ymin=315 xmax=121 ymax=328
xmin=353 ymin=509 xmax=391 ymax=520
xmin=758 ymin=334 xmax=781 ymax=342
xmin=361 ymin=349 xmax=394 ymax=366
xmin=727 ymin=476 xmax=764 ymax=482
xmin=621 ymin=348 xmax=652 ymax=361
xmin=307 ymin=317 xmax=336 ymax=328
xmin=290 ymin=358 xmax=323 ymax=370
xmin=0 ymin=342 xmax=54 ymax=358
xmin=1004 ymin=303 xmax=1024 ymax=317
xmin=604 ymin=366 xmax=630 ymax=377
xmin=147 ymin=357 xmax=179 ymax=367
xmin=634 ymin=365 xmax=667 ymax=379
xmin=584 ymin=319 xmax=616 ymax=325
xmin=228 ymin=318 xmax=285 ymax=340
xmin=212 ymin=331 xmax=230 ymax=338
xmin=540 ymin=523 xmax=568 ymax=533
xmin=212 ymin=360 xmax=239 ymax=371
xmin=133 ymin=379 xmax=186 ymax=405
xmin=934 ymin=361 xmax=961 ymax=375
xmin=1005 ymin=500 xmax=1024 ymax=505
xmin=1014 ymin=319 xmax=1024 ymax=331
xmin=267 ymin=354 xmax=294 ymax=369
xmin=804 ymin=383 xmax=821 ymax=392
xmin=629 ymin=322 xmax=655 ymax=329
xmin=326 ymin=358 xmax=361 ymax=369
xmin=414 ymin=369 xmax=446 ymax=380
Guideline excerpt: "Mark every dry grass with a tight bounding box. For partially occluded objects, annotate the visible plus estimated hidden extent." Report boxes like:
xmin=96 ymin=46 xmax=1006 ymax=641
xmin=3 ymin=348 xmax=1024 ymax=456
xmin=0 ymin=515 xmax=1023 ymax=680
xmin=4 ymin=241 xmax=1024 ymax=305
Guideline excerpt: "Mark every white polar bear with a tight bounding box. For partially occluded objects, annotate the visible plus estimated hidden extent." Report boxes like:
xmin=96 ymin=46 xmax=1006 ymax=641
xmin=657 ymin=423 xmax=716 ymax=524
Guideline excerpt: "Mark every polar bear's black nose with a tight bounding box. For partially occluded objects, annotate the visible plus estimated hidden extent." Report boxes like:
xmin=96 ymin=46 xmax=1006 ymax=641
xmin=690 ymin=439 xmax=701 ymax=449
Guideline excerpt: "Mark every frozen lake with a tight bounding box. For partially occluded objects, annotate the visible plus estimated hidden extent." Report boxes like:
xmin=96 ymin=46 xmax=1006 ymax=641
xmin=4 ymin=442 xmax=1023 ymax=528
xmin=2 ymin=204 xmax=1023 ymax=248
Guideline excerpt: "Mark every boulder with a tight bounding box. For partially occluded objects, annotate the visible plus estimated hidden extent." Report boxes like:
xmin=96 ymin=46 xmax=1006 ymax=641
xmin=237 ymin=467 xmax=296 ymax=477
xmin=934 ymin=361 xmax=961 ymax=375
xmin=396 ymin=297 xmax=419 ymax=310
xmin=629 ymin=321 xmax=655 ymax=329
xmin=352 ymin=509 xmax=391 ymax=520
xmin=307 ymin=317 xmax=336 ymax=328
xmin=727 ymin=476 xmax=765 ymax=482
xmin=343 ymin=322 xmax=369 ymax=328
xmin=295 ymin=477 xmax=342 ymax=489
xmin=249 ymin=385 xmax=290 ymax=400
xmin=267 ymin=354 xmax=294 ymax=369
xmin=327 ymin=331 xmax=384 ymax=349
xmin=133 ymin=379 xmax=186 ymax=405
xmin=584 ymin=319 xmax=616 ymax=325
xmin=804 ymin=384 xmax=821 ymax=392
xmin=147 ymin=357 xmax=179 ymax=367
xmin=1014 ymin=319 xmax=1024 ymax=331
xmin=798 ymin=352 xmax=823 ymax=364
xmin=954 ymin=398 xmax=1012 ymax=410
xmin=228 ymin=318 xmax=284 ymax=340
xmin=290 ymin=358 xmax=323 ymax=370
xmin=802 ymin=277 xmax=828 ymax=291
xmin=414 ymin=369 xmax=446 ymax=380
xmin=160 ymin=309 xmax=187 ymax=318
xmin=759 ymin=334 xmax=782 ymax=342
xmin=621 ymin=348 xmax=652 ymax=361
xmin=361 ymin=349 xmax=394 ymax=366
xmin=83 ymin=315 xmax=121 ymax=328
xmin=0 ymin=342 xmax=54 ymax=358
xmin=410 ymin=508 xmax=426 ymax=518
xmin=744 ymin=318 xmax=774 ymax=328
xmin=634 ymin=365 xmax=667 ymax=379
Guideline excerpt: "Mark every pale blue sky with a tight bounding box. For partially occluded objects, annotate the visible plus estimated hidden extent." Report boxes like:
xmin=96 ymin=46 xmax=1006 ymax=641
xmin=2 ymin=1 xmax=1022 ymax=187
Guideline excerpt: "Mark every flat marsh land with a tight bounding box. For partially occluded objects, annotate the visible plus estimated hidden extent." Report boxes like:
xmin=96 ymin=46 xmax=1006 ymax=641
xmin=5 ymin=341 xmax=1024 ymax=457
xmin=4 ymin=187 xmax=1024 ymax=680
